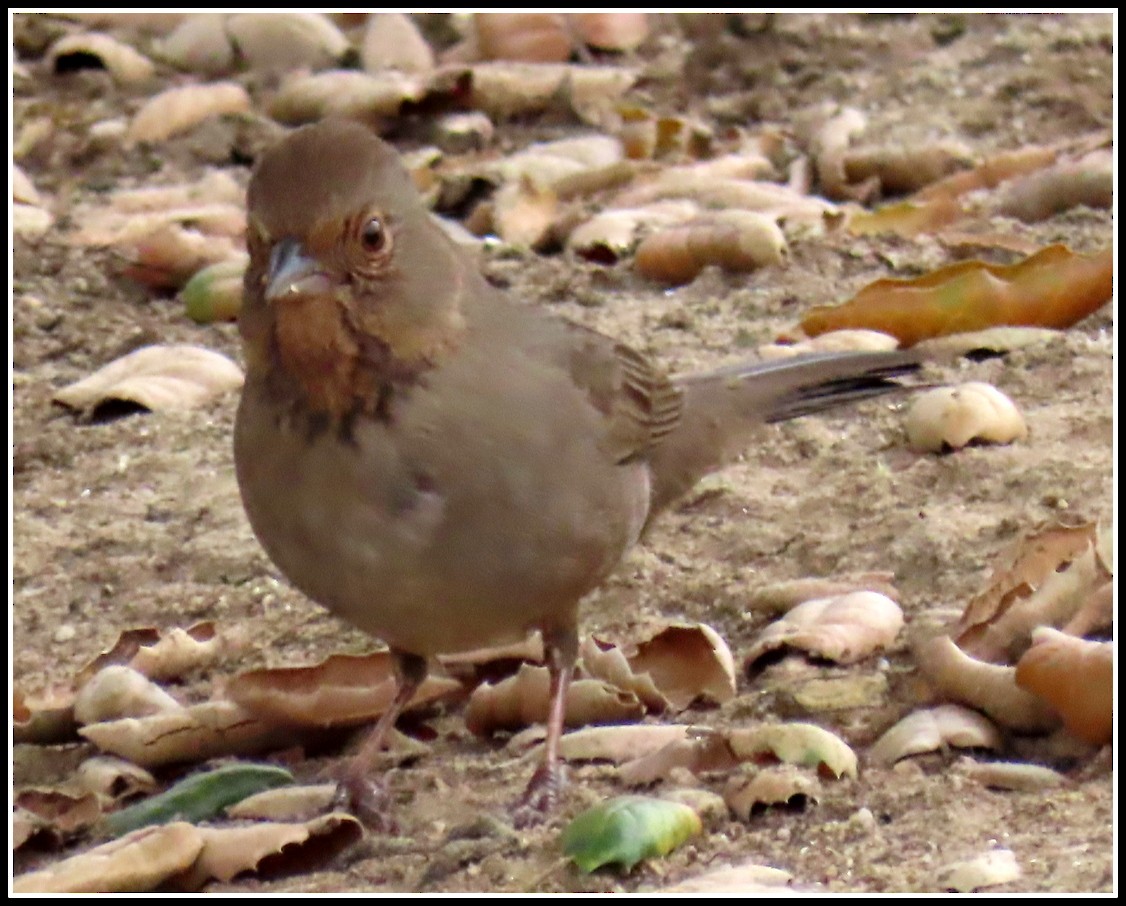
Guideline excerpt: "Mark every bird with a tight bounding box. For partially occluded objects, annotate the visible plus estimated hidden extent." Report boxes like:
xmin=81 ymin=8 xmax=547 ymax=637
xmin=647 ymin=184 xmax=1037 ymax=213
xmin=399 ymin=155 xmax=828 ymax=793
xmin=234 ymin=118 xmax=917 ymax=827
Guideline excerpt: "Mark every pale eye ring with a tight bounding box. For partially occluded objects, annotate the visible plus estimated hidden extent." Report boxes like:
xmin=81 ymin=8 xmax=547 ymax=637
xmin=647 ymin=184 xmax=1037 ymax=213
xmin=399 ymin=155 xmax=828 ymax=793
xmin=360 ymin=216 xmax=386 ymax=253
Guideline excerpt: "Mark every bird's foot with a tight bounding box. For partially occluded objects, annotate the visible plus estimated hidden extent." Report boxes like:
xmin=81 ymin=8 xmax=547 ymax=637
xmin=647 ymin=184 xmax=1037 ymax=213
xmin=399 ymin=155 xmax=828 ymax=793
xmin=512 ymin=763 xmax=567 ymax=829
xmin=332 ymin=770 xmax=400 ymax=834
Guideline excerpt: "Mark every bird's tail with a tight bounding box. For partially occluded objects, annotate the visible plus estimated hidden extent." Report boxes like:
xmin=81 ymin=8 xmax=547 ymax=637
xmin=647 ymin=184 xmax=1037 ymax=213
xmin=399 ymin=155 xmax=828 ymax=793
xmin=646 ymin=349 xmax=919 ymax=515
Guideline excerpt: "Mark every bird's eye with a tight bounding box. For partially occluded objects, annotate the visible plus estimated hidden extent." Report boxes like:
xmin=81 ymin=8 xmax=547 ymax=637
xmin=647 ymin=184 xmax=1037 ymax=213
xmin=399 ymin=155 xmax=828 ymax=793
xmin=360 ymin=216 xmax=386 ymax=253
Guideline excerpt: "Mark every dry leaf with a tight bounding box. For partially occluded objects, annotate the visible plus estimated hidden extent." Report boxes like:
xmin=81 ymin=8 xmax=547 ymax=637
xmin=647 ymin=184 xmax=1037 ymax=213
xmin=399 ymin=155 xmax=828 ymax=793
xmin=578 ymin=639 xmax=667 ymax=711
xmin=490 ymin=177 xmax=558 ymax=248
xmin=957 ymin=759 xmax=1067 ymax=792
xmin=268 ymin=69 xmax=426 ymax=127
xmin=13 ymin=687 xmax=78 ymax=744
xmin=53 ymin=344 xmax=244 ymax=418
xmin=225 ymin=13 xmax=350 ymax=73
xmin=14 ymin=788 xmax=104 ymax=843
xmin=614 ymin=171 xmax=835 ymax=222
xmin=868 ymin=705 xmax=1003 ymax=765
xmin=12 ymin=822 xmax=205 ymax=893
xmin=745 ymin=591 xmax=904 ymax=669
xmin=745 ymin=573 xmax=901 ymax=615
xmin=227 ymin=651 xmax=462 ymax=728
xmin=912 ymin=326 xmax=1065 ymax=359
xmin=809 ymin=106 xmax=870 ymax=201
xmin=76 ymin=756 xmax=158 ymax=804
xmin=956 ymin=520 xmax=1108 ymax=662
xmin=801 ymin=245 xmax=1113 ymax=346
xmin=574 ymin=13 xmax=649 ymax=51
xmin=155 ymin=13 xmax=236 ymax=75
xmin=466 ymin=663 xmax=644 ymax=735
xmin=724 ymin=764 xmax=820 ymax=820
xmin=80 ymin=700 xmax=301 ymax=768
xmin=661 ymin=861 xmax=794 ymax=893
xmin=987 ymin=149 xmax=1112 ymax=221
xmin=759 ymin=330 xmax=900 ymax=360
xmin=635 ymin=210 xmax=786 ymax=285
xmin=936 ymin=848 xmax=1021 ymax=892
xmin=842 ymin=140 xmax=975 ymax=196
xmin=556 ymin=724 xmax=693 ymax=765
xmin=473 ymin=13 xmax=573 ymax=63
xmin=46 ymin=31 xmax=156 ymax=84
xmin=623 ymin=623 xmax=737 ymax=709
xmin=567 ymin=200 xmax=699 ymax=262
xmin=13 ymin=162 xmax=44 ymax=206
xmin=913 ymin=635 xmax=1058 ymax=733
xmin=361 ymin=12 xmax=435 ymax=74
xmin=174 ymin=813 xmax=363 ymax=889
xmin=128 ymin=82 xmax=251 ymax=144
xmin=129 ymin=622 xmax=227 ymax=680
xmin=226 ymin=783 xmax=338 ymax=822
xmin=1015 ymin=628 xmax=1112 ymax=745
xmin=727 ymin=723 xmax=858 ymax=779
xmin=74 ymin=666 xmax=187 ymax=725
xmin=905 ymin=383 xmax=1027 ymax=453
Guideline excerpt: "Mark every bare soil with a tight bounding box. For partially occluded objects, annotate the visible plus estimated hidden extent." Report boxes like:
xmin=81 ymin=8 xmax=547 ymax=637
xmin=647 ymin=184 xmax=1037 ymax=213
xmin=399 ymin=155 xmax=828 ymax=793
xmin=11 ymin=12 xmax=1115 ymax=893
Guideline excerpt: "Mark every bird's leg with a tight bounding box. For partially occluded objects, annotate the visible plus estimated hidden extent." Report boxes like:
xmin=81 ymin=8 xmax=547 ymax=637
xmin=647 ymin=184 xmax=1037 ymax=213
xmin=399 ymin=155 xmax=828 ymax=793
xmin=513 ymin=624 xmax=578 ymax=827
xmin=335 ymin=648 xmax=427 ymax=831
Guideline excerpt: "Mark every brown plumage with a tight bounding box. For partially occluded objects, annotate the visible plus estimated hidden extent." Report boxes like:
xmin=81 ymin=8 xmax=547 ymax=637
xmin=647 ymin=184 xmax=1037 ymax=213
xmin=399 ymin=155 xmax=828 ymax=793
xmin=234 ymin=119 xmax=917 ymax=826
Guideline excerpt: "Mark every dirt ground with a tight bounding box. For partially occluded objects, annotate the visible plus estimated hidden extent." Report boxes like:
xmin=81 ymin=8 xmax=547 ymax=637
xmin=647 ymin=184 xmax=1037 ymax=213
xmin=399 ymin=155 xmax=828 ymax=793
xmin=11 ymin=12 xmax=1115 ymax=893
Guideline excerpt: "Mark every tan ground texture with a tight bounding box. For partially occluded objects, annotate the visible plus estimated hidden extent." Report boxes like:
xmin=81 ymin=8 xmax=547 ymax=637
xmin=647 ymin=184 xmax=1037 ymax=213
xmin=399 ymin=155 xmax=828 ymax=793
xmin=11 ymin=12 xmax=1115 ymax=893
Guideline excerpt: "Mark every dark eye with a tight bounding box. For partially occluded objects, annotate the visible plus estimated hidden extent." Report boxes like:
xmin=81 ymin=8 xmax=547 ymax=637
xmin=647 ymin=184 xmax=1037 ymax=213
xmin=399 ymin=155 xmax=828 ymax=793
xmin=360 ymin=216 xmax=386 ymax=252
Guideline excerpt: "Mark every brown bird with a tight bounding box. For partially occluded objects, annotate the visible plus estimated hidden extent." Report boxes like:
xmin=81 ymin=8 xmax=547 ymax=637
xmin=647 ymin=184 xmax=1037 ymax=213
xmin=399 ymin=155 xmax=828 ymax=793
xmin=234 ymin=119 xmax=916 ymax=827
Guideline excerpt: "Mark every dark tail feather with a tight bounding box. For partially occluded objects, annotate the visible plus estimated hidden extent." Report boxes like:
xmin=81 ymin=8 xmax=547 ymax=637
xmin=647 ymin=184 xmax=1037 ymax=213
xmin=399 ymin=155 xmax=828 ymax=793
xmin=645 ymin=350 xmax=920 ymax=516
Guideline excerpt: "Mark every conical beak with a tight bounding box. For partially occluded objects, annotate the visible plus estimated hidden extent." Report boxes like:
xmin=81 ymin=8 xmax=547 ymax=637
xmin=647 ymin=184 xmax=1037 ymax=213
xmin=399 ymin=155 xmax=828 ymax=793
xmin=264 ymin=237 xmax=333 ymax=302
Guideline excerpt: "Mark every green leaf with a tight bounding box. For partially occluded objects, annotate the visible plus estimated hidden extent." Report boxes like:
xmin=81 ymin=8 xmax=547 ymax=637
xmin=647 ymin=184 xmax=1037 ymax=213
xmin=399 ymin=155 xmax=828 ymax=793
xmin=562 ymin=795 xmax=702 ymax=873
xmin=103 ymin=763 xmax=294 ymax=837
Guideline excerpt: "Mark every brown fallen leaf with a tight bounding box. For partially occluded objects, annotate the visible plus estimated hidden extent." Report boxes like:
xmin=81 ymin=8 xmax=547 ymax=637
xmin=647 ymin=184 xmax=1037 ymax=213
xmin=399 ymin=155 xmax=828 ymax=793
xmin=14 ymin=687 xmax=78 ymax=745
xmin=956 ymin=520 xmax=1107 ymax=663
xmin=987 ymin=149 xmax=1113 ymax=222
xmin=842 ymin=139 xmax=975 ymax=196
xmin=745 ymin=573 xmax=900 ymax=616
xmin=744 ymin=591 xmax=903 ymax=670
xmin=723 ymin=764 xmax=820 ymax=820
xmin=227 ymin=651 xmax=463 ymax=729
xmin=223 ymin=13 xmax=350 ymax=73
xmin=904 ymin=382 xmax=1027 ymax=454
xmin=80 ymin=700 xmax=301 ymax=768
xmin=12 ymin=822 xmax=205 ymax=893
xmin=46 ymin=31 xmax=156 ymax=84
xmin=53 ymin=344 xmax=244 ymax=419
xmin=473 ymin=13 xmax=574 ymax=63
xmin=360 ymin=12 xmax=435 ymax=74
xmin=128 ymin=82 xmax=251 ymax=145
xmin=268 ymin=69 xmax=427 ymax=127
xmin=660 ymin=861 xmax=795 ymax=893
xmin=634 ymin=210 xmax=786 ymax=285
xmin=74 ymin=665 xmax=187 ymax=726
xmin=868 ymin=704 xmax=1003 ymax=765
xmin=936 ymin=848 xmax=1021 ymax=893
xmin=913 ymin=635 xmax=1058 ymax=733
xmin=466 ymin=663 xmax=644 ymax=735
xmin=14 ymin=788 xmax=104 ymax=846
xmin=801 ymin=245 xmax=1113 ymax=346
xmin=556 ymin=724 xmax=693 ymax=765
xmin=76 ymin=756 xmax=158 ymax=806
xmin=1015 ymin=628 xmax=1112 ymax=746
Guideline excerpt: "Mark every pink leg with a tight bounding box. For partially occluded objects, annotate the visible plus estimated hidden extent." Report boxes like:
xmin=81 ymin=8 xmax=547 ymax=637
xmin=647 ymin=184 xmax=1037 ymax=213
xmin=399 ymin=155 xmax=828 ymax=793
xmin=337 ymin=649 xmax=426 ymax=831
xmin=513 ymin=625 xmax=578 ymax=826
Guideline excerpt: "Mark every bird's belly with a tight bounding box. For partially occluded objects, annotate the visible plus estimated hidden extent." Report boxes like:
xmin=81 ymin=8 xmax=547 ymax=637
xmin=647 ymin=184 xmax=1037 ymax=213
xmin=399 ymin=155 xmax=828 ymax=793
xmin=234 ymin=386 xmax=648 ymax=656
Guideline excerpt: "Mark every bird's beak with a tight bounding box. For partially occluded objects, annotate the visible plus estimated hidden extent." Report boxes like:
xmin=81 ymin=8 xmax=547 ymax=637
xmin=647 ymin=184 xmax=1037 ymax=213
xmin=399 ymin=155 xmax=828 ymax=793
xmin=264 ymin=237 xmax=333 ymax=302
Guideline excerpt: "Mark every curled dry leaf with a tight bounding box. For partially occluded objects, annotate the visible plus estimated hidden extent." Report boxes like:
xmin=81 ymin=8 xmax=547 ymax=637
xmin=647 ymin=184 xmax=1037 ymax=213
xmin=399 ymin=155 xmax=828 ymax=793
xmin=635 ymin=210 xmax=786 ymax=285
xmin=724 ymin=764 xmax=820 ymax=820
xmin=905 ymin=383 xmax=1027 ymax=454
xmin=111 ymin=170 xmax=245 ymax=212
xmin=46 ymin=31 xmax=156 ymax=84
xmin=614 ymin=171 xmax=836 ymax=223
xmin=473 ymin=13 xmax=574 ymax=63
xmin=624 ymin=623 xmax=737 ymax=709
xmin=155 ymin=13 xmax=235 ymax=75
xmin=912 ymin=326 xmax=1065 ymax=360
xmin=801 ymin=244 xmax=1113 ymax=346
xmin=490 ymin=177 xmax=558 ymax=248
xmin=268 ymin=69 xmax=426 ymax=127
xmin=1063 ymin=579 xmax=1113 ymax=638
xmin=13 ymin=162 xmax=44 ymax=206
xmin=988 ymin=149 xmax=1113 ymax=222
xmin=443 ymin=61 xmax=639 ymax=123
xmin=14 ymin=203 xmax=54 ymax=239
xmin=661 ymin=861 xmax=794 ymax=893
xmin=129 ymin=622 xmax=227 ymax=681
xmin=913 ymin=635 xmax=1058 ymax=733
xmin=14 ymin=788 xmax=104 ymax=843
xmin=842 ymin=139 xmax=975 ymax=196
xmin=936 ymin=848 xmax=1021 ymax=893
xmin=957 ymin=759 xmax=1067 ymax=792
xmin=74 ymin=665 xmax=186 ymax=726
xmin=76 ymin=756 xmax=158 ymax=804
xmin=574 ymin=13 xmax=649 ymax=51
xmin=128 ymin=82 xmax=251 ymax=145
xmin=12 ymin=822 xmax=206 ymax=894
xmin=13 ymin=687 xmax=78 ymax=744
xmin=496 ymin=134 xmax=624 ymax=189
xmin=579 ymin=638 xmax=666 ymax=711
xmin=225 ymin=13 xmax=350 ymax=73
xmin=556 ymin=724 xmax=692 ymax=765
xmin=361 ymin=12 xmax=435 ymax=74
xmin=809 ymin=106 xmax=870 ymax=201
xmin=744 ymin=591 xmax=904 ymax=669
xmin=727 ymin=723 xmax=859 ymax=779
xmin=956 ymin=521 xmax=1109 ymax=663
xmin=226 ymin=783 xmax=338 ymax=822
xmin=465 ymin=663 xmax=644 ymax=735
xmin=80 ymin=700 xmax=301 ymax=768
xmin=227 ymin=651 xmax=462 ymax=729
xmin=1015 ymin=627 xmax=1112 ymax=745
xmin=53 ymin=344 xmax=244 ymax=418
xmin=176 ymin=812 xmax=364 ymax=890
xmin=567 ymin=200 xmax=699 ymax=263
xmin=867 ymin=704 xmax=1002 ymax=765
xmin=746 ymin=573 xmax=901 ymax=615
